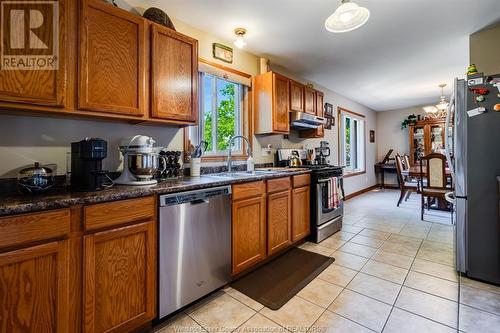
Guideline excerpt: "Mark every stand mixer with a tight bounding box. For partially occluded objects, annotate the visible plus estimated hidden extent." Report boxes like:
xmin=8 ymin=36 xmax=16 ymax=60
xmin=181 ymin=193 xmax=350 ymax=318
xmin=115 ymin=135 xmax=166 ymax=186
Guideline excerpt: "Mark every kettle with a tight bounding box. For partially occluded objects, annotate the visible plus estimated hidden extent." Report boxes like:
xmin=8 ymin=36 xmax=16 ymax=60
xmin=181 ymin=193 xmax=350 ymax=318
xmin=288 ymin=150 xmax=303 ymax=167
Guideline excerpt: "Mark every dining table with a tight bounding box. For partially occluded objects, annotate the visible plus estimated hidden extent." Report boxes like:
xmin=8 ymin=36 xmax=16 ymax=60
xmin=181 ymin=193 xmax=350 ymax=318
xmin=403 ymin=166 xmax=452 ymax=178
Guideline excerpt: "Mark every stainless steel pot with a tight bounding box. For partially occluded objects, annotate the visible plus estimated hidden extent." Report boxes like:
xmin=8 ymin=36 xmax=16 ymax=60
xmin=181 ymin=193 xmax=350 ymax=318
xmin=17 ymin=162 xmax=55 ymax=194
xmin=127 ymin=153 xmax=166 ymax=180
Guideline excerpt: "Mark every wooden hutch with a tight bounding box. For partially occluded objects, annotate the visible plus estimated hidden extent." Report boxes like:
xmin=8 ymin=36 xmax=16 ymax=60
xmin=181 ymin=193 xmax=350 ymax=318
xmin=408 ymin=118 xmax=447 ymax=165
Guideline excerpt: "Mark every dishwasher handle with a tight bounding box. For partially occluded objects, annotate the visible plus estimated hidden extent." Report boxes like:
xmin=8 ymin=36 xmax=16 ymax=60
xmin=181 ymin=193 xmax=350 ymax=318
xmin=160 ymin=185 xmax=231 ymax=207
xmin=190 ymin=198 xmax=209 ymax=205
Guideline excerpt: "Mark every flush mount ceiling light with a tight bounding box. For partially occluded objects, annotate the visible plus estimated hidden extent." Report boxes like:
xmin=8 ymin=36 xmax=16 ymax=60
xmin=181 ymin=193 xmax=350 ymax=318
xmin=423 ymin=83 xmax=449 ymax=117
xmin=234 ymin=28 xmax=247 ymax=48
xmin=325 ymin=0 xmax=370 ymax=33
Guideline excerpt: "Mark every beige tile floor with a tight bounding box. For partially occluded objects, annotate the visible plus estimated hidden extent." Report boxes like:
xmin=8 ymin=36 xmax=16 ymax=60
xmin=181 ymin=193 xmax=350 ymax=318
xmin=152 ymin=189 xmax=500 ymax=333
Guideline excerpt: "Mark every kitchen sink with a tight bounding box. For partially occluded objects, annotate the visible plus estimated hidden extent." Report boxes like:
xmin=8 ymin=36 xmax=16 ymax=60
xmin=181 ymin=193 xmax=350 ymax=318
xmin=209 ymin=170 xmax=280 ymax=178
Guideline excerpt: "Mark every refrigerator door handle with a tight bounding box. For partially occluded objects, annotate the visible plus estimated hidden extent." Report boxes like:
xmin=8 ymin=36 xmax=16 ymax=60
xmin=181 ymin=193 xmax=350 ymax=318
xmin=445 ymin=80 xmax=456 ymax=181
xmin=445 ymin=191 xmax=456 ymax=204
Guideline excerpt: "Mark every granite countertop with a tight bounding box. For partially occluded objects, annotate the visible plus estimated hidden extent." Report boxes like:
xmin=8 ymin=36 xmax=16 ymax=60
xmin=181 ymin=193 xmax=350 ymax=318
xmin=0 ymin=169 xmax=311 ymax=217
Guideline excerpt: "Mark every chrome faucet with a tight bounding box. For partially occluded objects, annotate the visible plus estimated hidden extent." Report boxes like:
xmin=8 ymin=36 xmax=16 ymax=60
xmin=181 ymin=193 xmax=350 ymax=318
xmin=227 ymin=135 xmax=252 ymax=172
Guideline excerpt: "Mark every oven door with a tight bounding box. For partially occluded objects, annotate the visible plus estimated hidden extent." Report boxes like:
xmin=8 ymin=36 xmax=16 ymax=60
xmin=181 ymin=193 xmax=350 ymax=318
xmin=316 ymin=178 xmax=344 ymax=226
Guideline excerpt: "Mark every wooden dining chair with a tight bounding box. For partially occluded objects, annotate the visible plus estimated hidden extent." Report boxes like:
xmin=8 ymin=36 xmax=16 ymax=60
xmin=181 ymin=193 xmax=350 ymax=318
xmin=419 ymin=153 xmax=451 ymax=220
xmin=395 ymin=154 xmax=418 ymax=207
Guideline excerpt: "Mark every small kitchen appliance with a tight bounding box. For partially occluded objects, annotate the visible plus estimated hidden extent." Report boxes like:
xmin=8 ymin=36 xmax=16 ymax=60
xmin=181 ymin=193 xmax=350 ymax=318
xmin=277 ymin=148 xmax=344 ymax=242
xmin=115 ymin=135 xmax=166 ymax=186
xmin=314 ymin=141 xmax=331 ymax=165
xmin=71 ymin=138 xmax=111 ymax=192
xmin=17 ymin=162 xmax=55 ymax=194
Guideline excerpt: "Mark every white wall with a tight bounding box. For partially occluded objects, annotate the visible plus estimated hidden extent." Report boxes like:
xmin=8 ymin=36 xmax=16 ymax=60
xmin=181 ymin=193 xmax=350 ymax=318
xmin=375 ymin=106 xmax=425 ymax=186
xmin=376 ymin=106 xmax=426 ymax=161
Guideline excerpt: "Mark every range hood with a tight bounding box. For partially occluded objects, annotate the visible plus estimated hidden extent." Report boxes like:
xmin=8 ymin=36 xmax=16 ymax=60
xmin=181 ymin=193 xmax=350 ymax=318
xmin=290 ymin=111 xmax=325 ymax=130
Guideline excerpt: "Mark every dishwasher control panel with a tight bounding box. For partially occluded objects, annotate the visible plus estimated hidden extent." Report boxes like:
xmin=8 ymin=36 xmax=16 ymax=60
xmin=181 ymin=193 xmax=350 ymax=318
xmin=161 ymin=186 xmax=231 ymax=206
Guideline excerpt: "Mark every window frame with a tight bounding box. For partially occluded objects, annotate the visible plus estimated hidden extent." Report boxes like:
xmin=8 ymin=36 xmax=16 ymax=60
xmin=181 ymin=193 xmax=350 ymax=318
xmin=184 ymin=59 xmax=253 ymax=163
xmin=338 ymin=107 xmax=366 ymax=178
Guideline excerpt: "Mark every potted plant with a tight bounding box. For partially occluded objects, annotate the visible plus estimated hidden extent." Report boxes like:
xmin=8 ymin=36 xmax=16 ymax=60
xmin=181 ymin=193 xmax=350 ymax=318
xmin=401 ymin=114 xmax=418 ymax=130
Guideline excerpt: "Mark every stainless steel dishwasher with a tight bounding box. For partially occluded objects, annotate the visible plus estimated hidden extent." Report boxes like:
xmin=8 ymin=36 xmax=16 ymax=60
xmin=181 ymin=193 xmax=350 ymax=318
xmin=158 ymin=186 xmax=232 ymax=319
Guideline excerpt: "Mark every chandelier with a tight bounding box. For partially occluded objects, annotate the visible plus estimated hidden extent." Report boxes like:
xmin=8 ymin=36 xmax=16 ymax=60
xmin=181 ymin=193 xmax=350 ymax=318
xmin=423 ymin=83 xmax=449 ymax=118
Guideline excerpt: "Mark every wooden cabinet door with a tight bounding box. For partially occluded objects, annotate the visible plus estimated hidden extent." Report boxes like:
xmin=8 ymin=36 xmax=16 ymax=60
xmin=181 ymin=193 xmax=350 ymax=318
xmin=79 ymin=0 xmax=146 ymax=116
xmin=292 ymin=186 xmax=310 ymax=242
xmin=304 ymin=87 xmax=316 ymax=114
xmin=316 ymin=91 xmax=324 ymax=117
xmin=232 ymin=196 xmax=266 ymax=275
xmin=151 ymin=25 xmax=198 ymax=122
xmin=0 ymin=241 xmax=69 ymax=333
xmin=0 ymin=0 xmax=66 ymax=107
xmin=267 ymin=190 xmax=292 ymax=255
xmin=83 ymin=221 xmax=156 ymax=333
xmin=289 ymin=80 xmax=304 ymax=112
xmin=272 ymin=73 xmax=290 ymax=133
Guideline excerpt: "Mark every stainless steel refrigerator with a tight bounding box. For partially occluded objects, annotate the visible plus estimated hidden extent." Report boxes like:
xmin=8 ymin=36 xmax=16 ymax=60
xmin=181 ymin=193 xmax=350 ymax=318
xmin=446 ymin=74 xmax=500 ymax=284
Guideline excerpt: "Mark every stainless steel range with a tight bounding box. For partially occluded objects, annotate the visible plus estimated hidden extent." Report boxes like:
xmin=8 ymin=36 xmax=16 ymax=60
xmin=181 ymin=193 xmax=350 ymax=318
xmin=277 ymin=149 xmax=344 ymax=243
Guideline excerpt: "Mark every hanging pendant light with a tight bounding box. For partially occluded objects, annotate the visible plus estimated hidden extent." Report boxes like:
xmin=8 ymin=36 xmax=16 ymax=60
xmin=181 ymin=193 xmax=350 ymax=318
xmin=423 ymin=83 xmax=449 ymax=118
xmin=325 ymin=0 xmax=370 ymax=33
xmin=435 ymin=83 xmax=449 ymax=111
xmin=233 ymin=28 xmax=247 ymax=48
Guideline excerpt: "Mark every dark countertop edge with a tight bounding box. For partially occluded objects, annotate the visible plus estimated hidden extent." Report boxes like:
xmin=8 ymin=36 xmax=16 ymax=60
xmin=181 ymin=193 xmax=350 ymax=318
xmin=0 ymin=169 xmax=311 ymax=217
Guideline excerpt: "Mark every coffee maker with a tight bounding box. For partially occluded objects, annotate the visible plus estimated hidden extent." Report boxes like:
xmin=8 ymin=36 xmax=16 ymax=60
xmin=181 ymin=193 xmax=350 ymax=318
xmin=71 ymin=138 xmax=111 ymax=192
xmin=314 ymin=141 xmax=331 ymax=165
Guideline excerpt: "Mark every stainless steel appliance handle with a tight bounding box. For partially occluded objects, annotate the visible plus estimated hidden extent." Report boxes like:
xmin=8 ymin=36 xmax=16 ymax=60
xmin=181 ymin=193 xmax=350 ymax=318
xmin=444 ymin=79 xmax=456 ymax=181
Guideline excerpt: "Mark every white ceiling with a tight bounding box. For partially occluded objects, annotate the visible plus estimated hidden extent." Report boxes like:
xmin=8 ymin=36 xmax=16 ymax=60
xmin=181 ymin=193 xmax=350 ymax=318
xmin=126 ymin=0 xmax=500 ymax=111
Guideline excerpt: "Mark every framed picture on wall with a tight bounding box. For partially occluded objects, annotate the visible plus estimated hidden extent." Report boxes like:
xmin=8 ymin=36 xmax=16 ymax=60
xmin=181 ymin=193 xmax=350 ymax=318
xmin=370 ymin=130 xmax=375 ymax=143
xmin=324 ymin=103 xmax=334 ymax=130
xmin=213 ymin=43 xmax=233 ymax=63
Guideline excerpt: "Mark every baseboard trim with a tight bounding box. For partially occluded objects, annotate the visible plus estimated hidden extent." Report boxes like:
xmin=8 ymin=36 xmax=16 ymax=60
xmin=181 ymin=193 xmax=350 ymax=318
xmin=344 ymin=185 xmax=379 ymax=201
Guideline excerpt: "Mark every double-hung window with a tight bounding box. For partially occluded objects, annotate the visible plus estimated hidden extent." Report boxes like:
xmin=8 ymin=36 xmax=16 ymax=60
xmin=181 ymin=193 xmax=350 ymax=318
xmin=340 ymin=108 xmax=366 ymax=175
xmin=188 ymin=68 xmax=250 ymax=158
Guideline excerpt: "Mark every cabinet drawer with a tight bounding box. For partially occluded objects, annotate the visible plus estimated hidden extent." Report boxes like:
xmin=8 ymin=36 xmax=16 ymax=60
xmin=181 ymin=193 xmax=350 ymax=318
xmin=0 ymin=209 xmax=70 ymax=249
xmin=232 ymin=181 xmax=266 ymax=201
xmin=293 ymin=174 xmax=311 ymax=188
xmin=84 ymin=196 xmax=155 ymax=231
xmin=267 ymin=177 xmax=291 ymax=193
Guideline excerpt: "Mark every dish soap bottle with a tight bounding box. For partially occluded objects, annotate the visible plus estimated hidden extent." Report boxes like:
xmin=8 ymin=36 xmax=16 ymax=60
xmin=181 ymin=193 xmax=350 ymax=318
xmin=247 ymin=155 xmax=255 ymax=172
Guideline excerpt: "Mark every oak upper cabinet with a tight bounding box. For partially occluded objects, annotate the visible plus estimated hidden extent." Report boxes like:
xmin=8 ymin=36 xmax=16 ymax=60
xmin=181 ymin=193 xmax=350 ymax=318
xmin=0 ymin=0 xmax=67 ymax=107
xmin=151 ymin=24 xmax=198 ymax=123
xmin=254 ymin=72 xmax=290 ymax=134
xmin=289 ymin=80 xmax=304 ymax=112
xmin=79 ymin=0 xmax=146 ymax=116
xmin=292 ymin=174 xmax=311 ymax=242
xmin=232 ymin=181 xmax=267 ymax=275
xmin=267 ymin=178 xmax=292 ymax=256
xmin=300 ymin=90 xmax=325 ymax=138
xmin=83 ymin=197 xmax=156 ymax=333
xmin=304 ymin=87 xmax=316 ymax=114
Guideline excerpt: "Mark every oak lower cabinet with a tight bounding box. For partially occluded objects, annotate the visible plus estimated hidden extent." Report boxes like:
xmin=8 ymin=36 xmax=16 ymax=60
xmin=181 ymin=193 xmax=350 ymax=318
xmin=254 ymin=72 xmax=290 ymax=134
xmin=292 ymin=186 xmax=311 ymax=242
xmin=79 ymin=0 xmax=146 ymax=116
xmin=231 ymin=182 xmax=267 ymax=275
xmin=267 ymin=184 xmax=292 ymax=256
xmin=0 ymin=241 xmax=70 ymax=333
xmin=83 ymin=220 xmax=156 ymax=333
xmin=0 ymin=0 xmax=67 ymax=107
xmin=151 ymin=24 xmax=198 ymax=123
